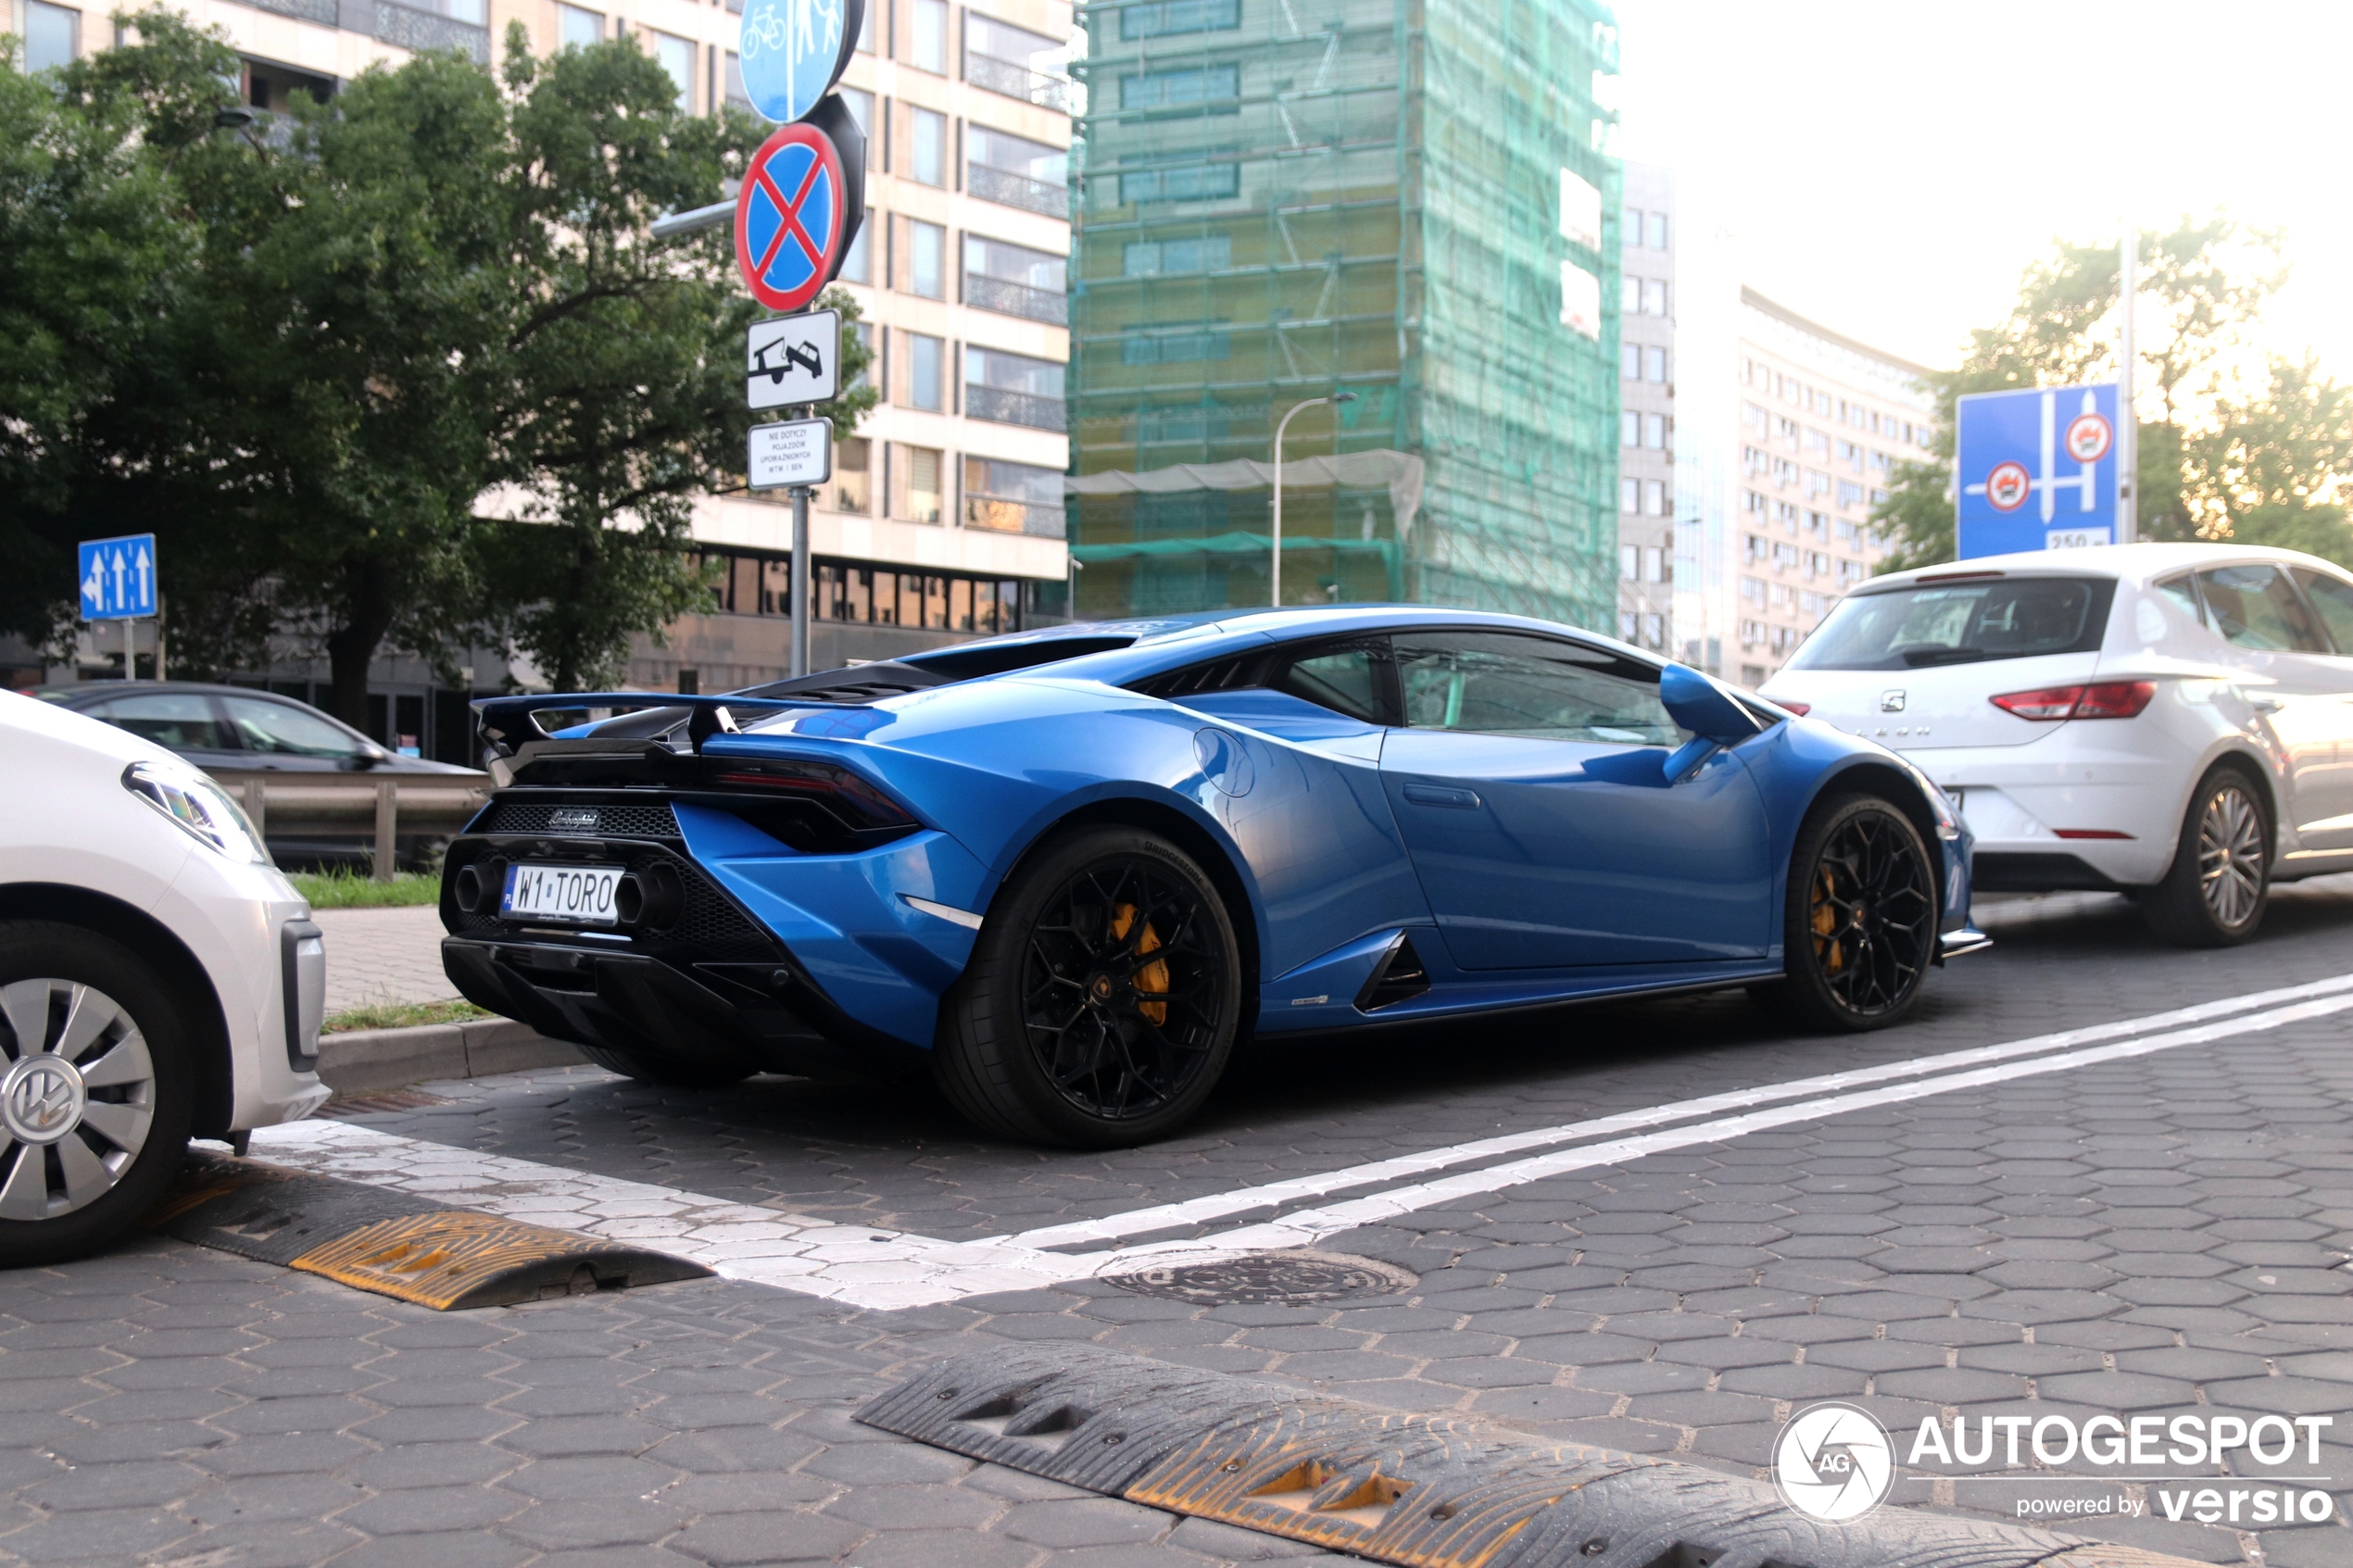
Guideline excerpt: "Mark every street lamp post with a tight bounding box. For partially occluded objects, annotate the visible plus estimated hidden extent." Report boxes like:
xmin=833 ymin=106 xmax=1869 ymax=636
xmin=1270 ymin=391 xmax=1357 ymax=607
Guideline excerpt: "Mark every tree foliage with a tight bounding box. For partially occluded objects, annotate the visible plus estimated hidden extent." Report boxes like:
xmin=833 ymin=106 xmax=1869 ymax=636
xmin=0 ymin=11 xmax=874 ymax=715
xmin=1871 ymin=219 xmax=2350 ymax=573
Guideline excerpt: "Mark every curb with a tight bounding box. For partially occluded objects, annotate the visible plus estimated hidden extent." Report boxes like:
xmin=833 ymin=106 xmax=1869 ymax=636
xmin=316 ymin=1018 xmax=584 ymax=1096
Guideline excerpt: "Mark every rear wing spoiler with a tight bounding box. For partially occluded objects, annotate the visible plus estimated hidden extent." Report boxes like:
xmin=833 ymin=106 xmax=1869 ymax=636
xmin=472 ymin=693 xmax=805 ymax=768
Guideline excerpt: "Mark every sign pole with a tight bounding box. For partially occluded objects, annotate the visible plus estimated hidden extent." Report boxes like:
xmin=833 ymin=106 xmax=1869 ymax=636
xmin=2117 ymin=229 xmax=2137 ymax=545
xmin=790 ymin=482 xmax=812 ymax=678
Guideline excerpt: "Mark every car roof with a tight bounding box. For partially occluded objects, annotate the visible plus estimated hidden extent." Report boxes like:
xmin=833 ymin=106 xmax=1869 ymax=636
xmin=31 ymin=680 xmax=300 ymax=705
xmin=1858 ymin=542 xmax=2353 ymax=593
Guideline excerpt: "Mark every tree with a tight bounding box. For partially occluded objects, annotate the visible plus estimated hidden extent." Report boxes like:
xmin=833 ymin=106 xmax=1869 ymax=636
xmin=1 ymin=12 xmax=872 ymax=718
xmin=2183 ymin=356 xmax=2353 ymax=566
xmin=1873 ymin=219 xmax=2287 ymax=571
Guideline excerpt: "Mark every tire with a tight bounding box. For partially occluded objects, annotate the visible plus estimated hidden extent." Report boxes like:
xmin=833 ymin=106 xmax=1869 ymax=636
xmin=1762 ymin=794 xmax=1939 ymax=1034
xmin=0 ymin=922 xmax=196 ymax=1268
xmin=2142 ymin=764 xmax=2270 ymax=947
xmin=574 ymin=1042 xmax=758 ymax=1089
xmin=935 ymin=825 xmax=1243 ymax=1148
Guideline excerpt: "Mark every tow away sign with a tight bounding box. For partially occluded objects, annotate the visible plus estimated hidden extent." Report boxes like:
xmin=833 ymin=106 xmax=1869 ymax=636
xmin=749 ymin=309 xmax=841 ymax=408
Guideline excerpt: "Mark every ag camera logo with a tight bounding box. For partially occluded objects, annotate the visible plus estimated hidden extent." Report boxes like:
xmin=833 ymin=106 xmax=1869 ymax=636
xmin=1775 ymin=1401 xmax=1895 ymax=1522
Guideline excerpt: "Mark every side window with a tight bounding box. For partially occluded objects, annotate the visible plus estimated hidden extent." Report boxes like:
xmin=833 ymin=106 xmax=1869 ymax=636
xmin=2291 ymin=569 xmax=2353 ymax=654
xmin=1391 ymin=632 xmax=1684 ymax=745
xmin=2152 ymin=571 xmax=2205 ymax=629
xmin=2196 ymin=565 xmax=2329 ymax=654
xmin=1273 ymin=641 xmax=1387 ymax=723
xmin=86 ymin=693 xmax=233 ymax=751
xmin=220 ymin=696 xmax=365 ymax=759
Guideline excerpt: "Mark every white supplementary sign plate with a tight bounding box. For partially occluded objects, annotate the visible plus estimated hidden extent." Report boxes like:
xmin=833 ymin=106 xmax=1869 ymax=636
xmin=748 ymin=309 xmax=841 ymax=408
xmin=2045 ymin=527 xmax=2114 ymax=550
xmin=749 ymin=417 xmax=834 ymax=489
xmin=503 ymin=863 xmax=622 ymax=925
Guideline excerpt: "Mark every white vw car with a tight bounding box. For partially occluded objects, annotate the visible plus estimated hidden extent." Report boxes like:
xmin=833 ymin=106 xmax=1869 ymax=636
xmin=0 ymin=692 xmax=329 ymax=1265
xmin=1762 ymin=544 xmax=2353 ymax=946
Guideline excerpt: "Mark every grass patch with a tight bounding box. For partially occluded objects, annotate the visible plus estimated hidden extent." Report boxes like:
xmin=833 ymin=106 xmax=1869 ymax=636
xmin=289 ymin=868 xmax=443 ymax=909
xmin=323 ymin=998 xmax=495 ymax=1035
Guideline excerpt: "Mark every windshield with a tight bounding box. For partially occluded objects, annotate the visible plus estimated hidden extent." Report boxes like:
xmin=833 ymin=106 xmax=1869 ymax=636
xmin=1787 ymin=577 xmax=2114 ymax=671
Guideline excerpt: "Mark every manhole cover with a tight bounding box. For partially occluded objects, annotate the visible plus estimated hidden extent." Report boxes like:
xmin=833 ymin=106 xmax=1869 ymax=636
xmin=1105 ymin=1249 xmax=1418 ymax=1307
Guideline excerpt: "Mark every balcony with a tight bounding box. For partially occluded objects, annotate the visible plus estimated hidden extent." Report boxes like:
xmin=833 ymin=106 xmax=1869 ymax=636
xmin=964 ymin=272 xmax=1067 ymax=326
xmin=965 ymin=386 xmax=1066 ymax=433
xmin=372 ymin=0 xmax=488 ymax=59
xmin=967 ymin=163 xmax=1068 ymax=220
xmin=964 ymin=496 xmax=1067 ymax=539
xmin=964 ymin=50 xmax=1076 ymax=113
xmin=247 ymin=0 xmax=338 ymax=25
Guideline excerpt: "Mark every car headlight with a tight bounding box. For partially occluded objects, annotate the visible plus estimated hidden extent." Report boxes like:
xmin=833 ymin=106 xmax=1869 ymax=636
xmin=122 ymin=760 xmax=270 ymax=864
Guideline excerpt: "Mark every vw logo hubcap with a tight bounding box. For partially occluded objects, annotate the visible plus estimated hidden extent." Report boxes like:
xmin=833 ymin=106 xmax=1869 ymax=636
xmin=2 ymin=1054 xmax=87 ymax=1146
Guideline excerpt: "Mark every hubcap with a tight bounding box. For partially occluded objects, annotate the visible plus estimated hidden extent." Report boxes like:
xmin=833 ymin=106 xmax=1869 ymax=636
xmin=0 ymin=979 xmax=156 ymax=1222
xmin=2197 ymin=784 xmax=2265 ymax=929
xmin=1806 ymin=811 xmax=1934 ymax=1018
xmin=1023 ymin=859 xmax=1226 ymax=1123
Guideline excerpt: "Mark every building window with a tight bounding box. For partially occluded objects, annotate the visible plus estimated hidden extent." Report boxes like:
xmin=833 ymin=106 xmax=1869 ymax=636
xmin=965 ymin=233 xmax=1067 ymax=324
xmin=970 ymin=124 xmax=1070 ymax=216
xmin=1620 ymin=411 xmax=1640 ymax=447
xmin=1646 ymin=211 xmax=1667 ymax=250
xmin=1121 ymin=0 xmax=1239 ymax=39
xmin=1642 ymin=279 xmax=1667 ymax=316
xmin=838 ymin=209 xmax=874 ymax=283
xmin=1620 ymin=342 xmax=1641 ymax=380
xmin=1120 ymin=153 xmax=1237 ymax=206
xmin=1619 ymin=477 xmax=1639 ymax=513
xmin=1642 ymin=413 xmax=1666 ymax=449
xmin=1124 ymin=235 xmax=1229 ymax=276
xmin=825 ymin=438 xmax=872 ymax=514
xmin=905 ymin=332 xmax=945 ymax=411
xmin=1618 ymin=274 xmax=1640 ymax=313
xmin=1123 ymin=322 xmax=1230 ymax=365
xmin=1643 ymin=480 xmax=1666 ymax=516
xmin=1120 ymin=63 xmax=1239 ymax=113
xmin=1802 ymin=427 xmax=1830 ymax=456
xmin=965 ymin=345 xmax=1066 ymax=431
xmin=964 ymin=458 xmax=1067 ymax=538
xmin=648 ymin=31 xmax=693 ymax=109
xmin=1837 ymin=480 xmax=1867 ymax=508
xmin=1619 ymin=544 xmax=1639 ymax=580
xmin=1645 ymin=345 xmax=1667 ymax=382
xmin=907 ymin=0 xmax=948 ymax=72
xmin=902 ymin=445 xmax=943 ymax=522
xmin=724 ymin=51 xmax=750 ymax=110
xmin=908 ymin=220 xmax=945 ymax=298
xmin=909 ymin=107 xmax=947 ymax=186
xmin=839 ymin=85 xmax=874 ymax=148
xmin=855 ymin=0 xmax=875 ymax=51
xmin=557 ymin=3 xmax=601 ymax=46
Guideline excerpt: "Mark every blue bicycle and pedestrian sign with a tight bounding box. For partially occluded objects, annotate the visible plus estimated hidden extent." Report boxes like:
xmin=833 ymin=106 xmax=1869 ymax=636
xmin=79 ymin=534 xmax=157 ymax=621
xmin=736 ymin=0 xmax=862 ymax=124
xmin=1955 ymin=383 xmax=2122 ymax=558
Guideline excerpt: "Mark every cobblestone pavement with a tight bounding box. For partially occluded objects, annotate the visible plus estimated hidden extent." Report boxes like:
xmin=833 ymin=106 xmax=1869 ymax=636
xmin=4 ymin=877 xmax=2351 ymax=1567
xmin=316 ymin=906 xmax=459 ymax=1015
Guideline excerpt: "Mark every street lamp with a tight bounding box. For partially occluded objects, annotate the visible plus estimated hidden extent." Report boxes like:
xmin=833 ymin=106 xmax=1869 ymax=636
xmin=1270 ymin=391 xmax=1357 ymax=607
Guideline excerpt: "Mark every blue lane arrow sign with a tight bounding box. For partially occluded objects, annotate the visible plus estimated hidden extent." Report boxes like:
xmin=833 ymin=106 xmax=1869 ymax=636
xmin=79 ymin=533 xmax=158 ymax=621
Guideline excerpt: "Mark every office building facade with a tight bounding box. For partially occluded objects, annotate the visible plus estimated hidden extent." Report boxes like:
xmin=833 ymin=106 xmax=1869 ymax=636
xmin=1066 ymin=0 xmax=1622 ymax=629
xmin=1615 ymin=159 xmax=1673 ymax=654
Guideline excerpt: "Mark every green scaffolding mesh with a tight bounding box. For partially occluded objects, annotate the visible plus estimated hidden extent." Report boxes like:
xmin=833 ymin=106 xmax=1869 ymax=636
xmin=1069 ymin=0 xmax=1622 ymax=626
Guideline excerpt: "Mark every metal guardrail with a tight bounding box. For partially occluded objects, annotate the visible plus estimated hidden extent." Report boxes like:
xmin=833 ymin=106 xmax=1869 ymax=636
xmin=963 ymin=51 xmax=1076 ymax=114
xmin=964 ymin=272 xmax=1068 ymax=326
xmin=966 ymin=163 xmax=1069 ymax=220
xmin=965 ymin=384 xmax=1067 ymax=433
xmin=206 ymin=769 xmax=490 ymax=882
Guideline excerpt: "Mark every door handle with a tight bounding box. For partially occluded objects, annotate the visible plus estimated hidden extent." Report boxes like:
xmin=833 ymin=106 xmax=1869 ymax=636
xmin=1402 ymin=784 xmax=1481 ymax=809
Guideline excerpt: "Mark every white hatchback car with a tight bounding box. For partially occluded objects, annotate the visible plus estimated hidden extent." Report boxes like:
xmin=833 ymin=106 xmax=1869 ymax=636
xmin=1762 ymin=544 xmax=2353 ymax=946
xmin=0 ymin=692 xmax=329 ymax=1265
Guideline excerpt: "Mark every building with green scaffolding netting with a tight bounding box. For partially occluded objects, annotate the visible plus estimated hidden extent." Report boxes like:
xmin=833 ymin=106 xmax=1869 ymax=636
xmin=1066 ymin=0 xmax=1623 ymax=626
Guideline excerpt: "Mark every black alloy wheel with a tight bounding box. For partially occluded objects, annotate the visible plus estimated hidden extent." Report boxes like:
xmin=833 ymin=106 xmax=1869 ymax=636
xmin=937 ymin=826 xmax=1241 ymax=1147
xmin=1762 ymin=795 xmax=1937 ymax=1033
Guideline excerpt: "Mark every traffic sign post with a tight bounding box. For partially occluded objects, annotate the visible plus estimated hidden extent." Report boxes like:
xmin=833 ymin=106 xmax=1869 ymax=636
xmin=80 ymin=533 xmax=159 ymax=680
xmin=1954 ymin=383 xmax=2122 ymax=558
xmin=749 ymin=419 xmax=834 ymax=679
xmin=749 ymin=309 xmax=842 ymax=408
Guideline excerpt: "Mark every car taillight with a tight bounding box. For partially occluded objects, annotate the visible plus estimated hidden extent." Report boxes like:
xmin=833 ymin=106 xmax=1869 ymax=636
xmin=1990 ymin=682 xmax=2157 ymax=721
xmin=1776 ymin=701 xmax=1811 ymax=717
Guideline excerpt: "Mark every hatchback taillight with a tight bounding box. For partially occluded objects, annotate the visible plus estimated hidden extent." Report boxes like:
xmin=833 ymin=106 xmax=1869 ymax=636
xmin=1776 ymin=700 xmax=1811 ymax=717
xmin=1990 ymin=681 xmax=2156 ymax=721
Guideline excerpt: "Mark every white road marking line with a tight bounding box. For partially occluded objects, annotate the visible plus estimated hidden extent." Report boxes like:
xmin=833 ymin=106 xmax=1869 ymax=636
xmin=1004 ymin=972 xmax=2353 ymax=1251
xmin=251 ymin=984 xmax=2353 ymax=1311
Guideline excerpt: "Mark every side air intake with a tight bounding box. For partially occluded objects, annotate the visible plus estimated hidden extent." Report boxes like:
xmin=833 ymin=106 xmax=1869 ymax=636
xmin=1354 ymin=935 xmax=1431 ymax=1012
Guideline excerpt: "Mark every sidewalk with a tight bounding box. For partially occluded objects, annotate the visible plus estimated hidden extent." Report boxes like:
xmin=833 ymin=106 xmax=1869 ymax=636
xmin=315 ymin=904 xmax=457 ymax=1013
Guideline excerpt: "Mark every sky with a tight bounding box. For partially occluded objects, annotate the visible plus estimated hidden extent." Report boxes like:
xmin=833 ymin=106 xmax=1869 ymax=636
xmin=1613 ymin=0 xmax=2353 ymax=383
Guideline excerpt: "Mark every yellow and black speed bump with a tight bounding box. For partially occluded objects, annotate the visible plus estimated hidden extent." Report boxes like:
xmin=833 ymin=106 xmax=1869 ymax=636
xmin=148 ymin=1152 xmax=711 ymax=1311
xmin=858 ymin=1344 xmax=2207 ymax=1568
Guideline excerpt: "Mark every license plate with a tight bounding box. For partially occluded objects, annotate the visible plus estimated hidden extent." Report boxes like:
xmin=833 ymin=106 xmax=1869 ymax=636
xmin=502 ymin=862 xmax=623 ymax=925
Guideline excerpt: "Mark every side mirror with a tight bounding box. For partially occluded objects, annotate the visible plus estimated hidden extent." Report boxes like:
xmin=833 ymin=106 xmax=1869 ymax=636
xmin=1659 ymin=663 xmax=1761 ymax=746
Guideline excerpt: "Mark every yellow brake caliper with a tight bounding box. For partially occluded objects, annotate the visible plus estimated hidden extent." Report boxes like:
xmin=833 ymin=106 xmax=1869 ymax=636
xmin=1811 ymin=868 xmax=1844 ymax=972
xmin=1110 ymin=903 xmax=1171 ymax=1025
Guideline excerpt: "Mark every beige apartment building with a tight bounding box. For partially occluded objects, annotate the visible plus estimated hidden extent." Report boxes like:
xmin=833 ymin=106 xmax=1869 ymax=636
xmin=1615 ymin=160 xmax=1674 ymax=654
xmin=13 ymin=0 xmax=1073 ymax=744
